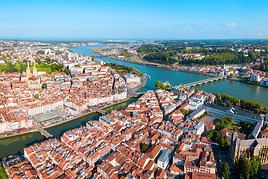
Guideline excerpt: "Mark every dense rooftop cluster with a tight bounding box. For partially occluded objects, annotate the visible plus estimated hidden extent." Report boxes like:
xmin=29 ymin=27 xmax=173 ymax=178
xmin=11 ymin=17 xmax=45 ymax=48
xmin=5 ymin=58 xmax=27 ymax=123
xmin=1 ymin=41 xmax=268 ymax=178
xmin=0 ymin=44 xmax=127 ymax=136
xmin=4 ymin=90 xmax=218 ymax=178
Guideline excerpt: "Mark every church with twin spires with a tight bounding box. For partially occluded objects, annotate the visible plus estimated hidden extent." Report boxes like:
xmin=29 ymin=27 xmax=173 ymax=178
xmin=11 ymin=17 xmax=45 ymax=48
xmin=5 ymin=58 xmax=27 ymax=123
xmin=25 ymin=60 xmax=41 ymax=88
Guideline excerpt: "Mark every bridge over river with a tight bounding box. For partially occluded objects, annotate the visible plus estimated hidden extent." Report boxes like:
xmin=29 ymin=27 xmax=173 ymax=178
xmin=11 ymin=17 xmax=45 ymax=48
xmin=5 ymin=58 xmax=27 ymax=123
xmin=33 ymin=122 xmax=53 ymax=138
xmin=90 ymin=107 xmax=107 ymax=115
xmin=174 ymin=76 xmax=228 ymax=89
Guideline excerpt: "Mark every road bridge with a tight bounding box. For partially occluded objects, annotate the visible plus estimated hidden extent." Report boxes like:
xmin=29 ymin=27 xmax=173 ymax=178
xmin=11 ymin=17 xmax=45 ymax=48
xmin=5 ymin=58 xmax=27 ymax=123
xmin=174 ymin=76 xmax=227 ymax=89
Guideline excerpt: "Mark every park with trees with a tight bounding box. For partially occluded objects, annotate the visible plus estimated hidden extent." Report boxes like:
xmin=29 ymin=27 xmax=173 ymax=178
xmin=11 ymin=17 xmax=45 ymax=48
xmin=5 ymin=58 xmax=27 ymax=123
xmin=107 ymin=63 xmax=143 ymax=77
xmin=137 ymin=43 xmax=263 ymax=66
xmin=214 ymin=93 xmax=267 ymax=114
xmin=207 ymin=116 xmax=253 ymax=149
xmin=0 ymin=61 xmax=65 ymax=74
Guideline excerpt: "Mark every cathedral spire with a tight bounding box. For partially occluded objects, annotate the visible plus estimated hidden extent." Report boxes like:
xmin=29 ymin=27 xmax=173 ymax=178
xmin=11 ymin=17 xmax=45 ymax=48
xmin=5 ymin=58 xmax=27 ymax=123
xmin=26 ymin=61 xmax=31 ymax=78
xmin=33 ymin=60 xmax=38 ymax=77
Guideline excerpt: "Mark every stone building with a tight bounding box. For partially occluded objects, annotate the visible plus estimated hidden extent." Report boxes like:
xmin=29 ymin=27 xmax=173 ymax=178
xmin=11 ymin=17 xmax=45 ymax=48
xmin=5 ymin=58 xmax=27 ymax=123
xmin=231 ymin=133 xmax=268 ymax=164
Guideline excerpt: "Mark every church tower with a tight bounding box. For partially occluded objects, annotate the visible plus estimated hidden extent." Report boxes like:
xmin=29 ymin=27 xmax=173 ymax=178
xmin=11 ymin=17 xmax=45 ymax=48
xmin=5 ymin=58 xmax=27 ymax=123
xmin=33 ymin=60 xmax=38 ymax=77
xmin=26 ymin=61 xmax=31 ymax=79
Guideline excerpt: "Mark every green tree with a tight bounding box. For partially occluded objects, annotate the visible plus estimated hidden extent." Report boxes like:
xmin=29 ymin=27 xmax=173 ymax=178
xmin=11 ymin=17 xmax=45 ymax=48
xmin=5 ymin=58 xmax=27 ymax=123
xmin=33 ymin=93 xmax=39 ymax=99
xmin=180 ymin=52 xmax=252 ymax=65
xmin=107 ymin=63 xmax=143 ymax=77
xmin=221 ymin=162 xmax=230 ymax=179
xmin=216 ymin=116 xmax=234 ymax=130
xmin=215 ymin=93 xmax=268 ymax=113
xmin=143 ymin=52 xmax=177 ymax=64
xmin=41 ymin=83 xmax=47 ymax=89
xmin=155 ymin=80 xmax=172 ymax=90
xmin=180 ymin=109 xmax=190 ymax=116
xmin=235 ymin=156 xmax=261 ymax=179
xmin=238 ymin=156 xmax=252 ymax=179
xmin=155 ymin=80 xmax=163 ymax=89
xmin=207 ymin=129 xmax=230 ymax=149
xmin=239 ymin=122 xmax=253 ymax=136
xmin=140 ymin=143 xmax=150 ymax=153
xmin=250 ymin=157 xmax=261 ymax=176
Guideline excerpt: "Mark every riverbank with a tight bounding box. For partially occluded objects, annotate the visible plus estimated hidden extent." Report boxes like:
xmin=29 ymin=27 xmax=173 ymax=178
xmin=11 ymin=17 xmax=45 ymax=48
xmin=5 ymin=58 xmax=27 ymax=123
xmin=93 ymin=47 xmax=268 ymax=89
xmin=45 ymin=96 xmax=136 ymax=129
xmin=0 ymin=98 xmax=136 ymax=159
xmin=0 ymin=97 xmax=136 ymax=140
xmin=230 ymin=78 xmax=268 ymax=89
xmin=93 ymin=47 xmax=221 ymax=76
xmin=0 ymin=129 xmax=39 ymax=140
xmin=73 ymin=46 xmax=268 ymax=104
xmin=93 ymin=48 xmax=175 ymax=70
xmin=93 ymin=48 xmax=222 ymax=78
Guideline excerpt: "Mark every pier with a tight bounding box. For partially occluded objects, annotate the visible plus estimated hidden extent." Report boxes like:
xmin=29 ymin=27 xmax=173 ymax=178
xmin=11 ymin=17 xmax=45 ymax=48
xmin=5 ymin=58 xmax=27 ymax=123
xmin=174 ymin=76 xmax=227 ymax=89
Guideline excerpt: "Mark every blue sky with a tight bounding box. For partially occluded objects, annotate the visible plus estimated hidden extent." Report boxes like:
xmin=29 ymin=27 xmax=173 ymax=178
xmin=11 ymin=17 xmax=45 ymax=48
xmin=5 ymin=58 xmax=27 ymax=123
xmin=0 ymin=0 xmax=268 ymax=40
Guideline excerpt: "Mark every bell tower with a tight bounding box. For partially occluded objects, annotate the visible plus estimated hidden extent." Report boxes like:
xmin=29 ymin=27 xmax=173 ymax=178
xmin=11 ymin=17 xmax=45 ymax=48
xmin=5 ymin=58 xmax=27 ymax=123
xmin=33 ymin=60 xmax=38 ymax=77
xmin=26 ymin=61 xmax=31 ymax=79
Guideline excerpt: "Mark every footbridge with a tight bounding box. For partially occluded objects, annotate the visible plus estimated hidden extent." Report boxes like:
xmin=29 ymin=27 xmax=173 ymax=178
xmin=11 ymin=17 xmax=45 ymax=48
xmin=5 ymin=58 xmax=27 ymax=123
xmin=36 ymin=125 xmax=53 ymax=138
xmin=91 ymin=107 xmax=107 ymax=115
xmin=174 ymin=76 xmax=227 ymax=89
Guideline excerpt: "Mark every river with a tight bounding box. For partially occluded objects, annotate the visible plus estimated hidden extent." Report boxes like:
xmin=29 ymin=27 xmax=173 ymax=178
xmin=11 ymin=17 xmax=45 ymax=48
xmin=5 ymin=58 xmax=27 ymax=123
xmin=0 ymin=98 xmax=137 ymax=159
xmin=72 ymin=45 xmax=268 ymax=105
xmin=0 ymin=45 xmax=267 ymax=159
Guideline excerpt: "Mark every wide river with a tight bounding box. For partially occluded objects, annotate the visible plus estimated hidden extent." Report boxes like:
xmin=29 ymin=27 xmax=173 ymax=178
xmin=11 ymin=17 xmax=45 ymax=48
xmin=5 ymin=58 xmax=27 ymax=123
xmin=0 ymin=45 xmax=267 ymax=159
xmin=73 ymin=46 xmax=268 ymax=105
